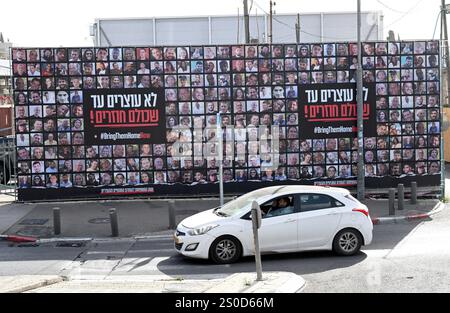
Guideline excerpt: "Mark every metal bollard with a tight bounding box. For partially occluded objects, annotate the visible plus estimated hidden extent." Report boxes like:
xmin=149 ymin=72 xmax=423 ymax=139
xmin=53 ymin=207 xmax=61 ymax=235
xmin=168 ymin=200 xmax=176 ymax=230
xmin=410 ymin=182 xmax=417 ymax=205
xmin=109 ymin=208 xmax=119 ymax=237
xmin=398 ymin=184 xmax=405 ymax=211
xmin=389 ymin=189 xmax=396 ymax=216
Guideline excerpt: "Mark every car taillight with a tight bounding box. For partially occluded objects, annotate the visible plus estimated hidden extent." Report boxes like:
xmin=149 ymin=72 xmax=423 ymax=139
xmin=352 ymin=208 xmax=369 ymax=217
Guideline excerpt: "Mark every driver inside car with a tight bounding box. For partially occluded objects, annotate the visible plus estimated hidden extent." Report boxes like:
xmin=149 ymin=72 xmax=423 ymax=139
xmin=264 ymin=197 xmax=294 ymax=217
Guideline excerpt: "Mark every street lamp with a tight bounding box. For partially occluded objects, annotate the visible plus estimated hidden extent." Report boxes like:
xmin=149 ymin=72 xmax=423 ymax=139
xmin=445 ymin=3 xmax=450 ymax=13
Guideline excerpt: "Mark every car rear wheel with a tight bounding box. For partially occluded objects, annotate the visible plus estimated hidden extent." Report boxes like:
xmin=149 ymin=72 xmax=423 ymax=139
xmin=210 ymin=236 xmax=242 ymax=264
xmin=333 ymin=229 xmax=362 ymax=256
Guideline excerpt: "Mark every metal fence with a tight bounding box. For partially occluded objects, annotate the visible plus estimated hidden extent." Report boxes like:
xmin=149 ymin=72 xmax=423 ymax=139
xmin=0 ymin=127 xmax=17 ymax=199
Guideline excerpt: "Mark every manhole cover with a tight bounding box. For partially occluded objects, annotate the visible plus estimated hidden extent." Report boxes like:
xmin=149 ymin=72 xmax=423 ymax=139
xmin=19 ymin=219 xmax=49 ymax=226
xmin=16 ymin=226 xmax=52 ymax=237
xmin=56 ymin=242 xmax=86 ymax=248
xmin=88 ymin=218 xmax=110 ymax=224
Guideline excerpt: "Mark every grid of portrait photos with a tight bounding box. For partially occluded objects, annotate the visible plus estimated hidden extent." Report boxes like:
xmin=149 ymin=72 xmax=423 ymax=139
xmin=12 ymin=41 xmax=441 ymax=190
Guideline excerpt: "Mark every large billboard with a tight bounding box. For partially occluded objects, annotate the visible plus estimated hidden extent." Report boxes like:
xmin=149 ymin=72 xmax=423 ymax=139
xmin=12 ymin=42 xmax=441 ymax=201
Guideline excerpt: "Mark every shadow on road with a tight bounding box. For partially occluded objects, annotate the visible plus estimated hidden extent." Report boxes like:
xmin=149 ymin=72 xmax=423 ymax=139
xmin=158 ymin=249 xmax=368 ymax=277
xmin=157 ymin=219 xmax=425 ymax=278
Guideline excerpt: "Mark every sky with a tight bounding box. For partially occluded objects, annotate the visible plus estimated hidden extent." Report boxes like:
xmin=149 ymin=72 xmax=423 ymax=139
xmin=0 ymin=0 xmax=445 ymax=47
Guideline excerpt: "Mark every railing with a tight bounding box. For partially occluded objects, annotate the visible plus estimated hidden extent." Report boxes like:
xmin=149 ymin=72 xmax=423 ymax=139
xmin=0 ymin=127 xmax=17 ymax=200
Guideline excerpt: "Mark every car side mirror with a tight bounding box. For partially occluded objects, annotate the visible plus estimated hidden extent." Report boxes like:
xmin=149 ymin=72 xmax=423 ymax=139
xmin=241 ymin=212 xmax=252 ymax=220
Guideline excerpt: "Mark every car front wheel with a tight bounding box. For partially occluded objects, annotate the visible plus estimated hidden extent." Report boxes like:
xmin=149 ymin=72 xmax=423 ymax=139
xmin=210 ymin=236 xmax=242 ymax=264
xmin=333 ymin=229 xmax=362 ymax=256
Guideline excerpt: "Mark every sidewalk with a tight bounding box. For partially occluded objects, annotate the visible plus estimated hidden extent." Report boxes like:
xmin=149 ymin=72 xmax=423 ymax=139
xmin=363 ymin=198 xmax=444 ymax=225
xmin=0 ymin=197 xmax=230 ymax=239
xmin=0 ymin=272 xmax=306 ymax=293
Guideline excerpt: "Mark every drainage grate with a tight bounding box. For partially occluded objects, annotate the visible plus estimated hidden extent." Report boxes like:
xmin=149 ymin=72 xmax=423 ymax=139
xmin=88 ymin=218 xmax=110 ymax=224
xmin=17 ymin=243 xmax=40 ymax=248
xmin=56 ymin=242 xmax=86 ymax=248
xmin=19 ymin=219 xmax=49 ymax=226
xmin=16 ymin=226 xmax=52 ymax=237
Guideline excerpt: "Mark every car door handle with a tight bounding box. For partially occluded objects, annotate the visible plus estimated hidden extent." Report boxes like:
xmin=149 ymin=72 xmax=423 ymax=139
xmin=327 ymin=211 xmax=339 ymax=215
xmin=284 ymin=219 xmax=296 ymax=224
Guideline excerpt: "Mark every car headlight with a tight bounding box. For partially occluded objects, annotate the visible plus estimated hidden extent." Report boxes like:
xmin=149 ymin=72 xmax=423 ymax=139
xmin=188 ymin=224 xmax=219 ymax=236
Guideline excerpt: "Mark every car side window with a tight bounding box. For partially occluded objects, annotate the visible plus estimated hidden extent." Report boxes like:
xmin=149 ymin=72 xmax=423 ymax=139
xmin=299 ymin=194 xmax=343 ymax=212
xmin=260 ymin=195 xmax=296 ymax=218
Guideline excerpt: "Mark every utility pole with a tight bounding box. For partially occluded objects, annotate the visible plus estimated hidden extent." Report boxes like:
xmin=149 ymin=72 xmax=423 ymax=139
xmin=244 ymin=0 xmax=250 ymax=44
xmin=356 ymin=0 xmax=365 ymax=201
xmin=269 ymin=1 xmax=274 ymax=44
xmin=237 ymin=8 xmax=240 ymax=44
xmin=256 ymin=9 xmax=260 ymax=43
xmin=295 ymin=13 xmax=301 ymax=44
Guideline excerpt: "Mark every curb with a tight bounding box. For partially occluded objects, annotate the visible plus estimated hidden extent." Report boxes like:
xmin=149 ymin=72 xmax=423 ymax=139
xmin=371 ymin=201 xmax=445 ymax=225
xmin=0 ymin=235 xmax=93 ymax=244
xmin=0 ymin=234 xmax=38 ymax=243
xmin=0 ymin=276 xmax=64 ymax=293
xmin=0 ymin=234 xmax=175 ymax=245
xmin=38 ymin=237 xmax=93 ymax=244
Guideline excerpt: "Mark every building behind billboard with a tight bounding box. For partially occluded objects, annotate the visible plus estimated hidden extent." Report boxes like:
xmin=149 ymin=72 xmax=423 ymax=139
xmin=91 ymin=12 xmax=383 ymax=46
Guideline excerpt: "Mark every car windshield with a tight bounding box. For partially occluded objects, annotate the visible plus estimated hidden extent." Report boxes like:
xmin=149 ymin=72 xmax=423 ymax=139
xmin=216 ymin=187 xmax=284 ymax=217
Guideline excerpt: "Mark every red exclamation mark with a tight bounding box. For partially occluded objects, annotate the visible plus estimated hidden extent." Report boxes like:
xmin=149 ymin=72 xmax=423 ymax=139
xmin=90 ymin=111 xmax=94 ymax=124
xmin=304 ymin=106 xmax=309 ymax=120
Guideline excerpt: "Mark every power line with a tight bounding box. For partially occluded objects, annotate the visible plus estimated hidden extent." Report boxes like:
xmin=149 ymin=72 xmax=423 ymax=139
xmin=374 ymin=0 xmax=407 ymax=14
xmin=275 ymin=33 xmax=295 ymax=41
xmin=433 ymin=10 xmax=442 ymax=40
xmin=252 ymin=0 xmax=348 ymax=41
xmin=384 ymin=0 xmax=426 ymax=28
xmin=254 ymin=0 xmax=427 ymax=42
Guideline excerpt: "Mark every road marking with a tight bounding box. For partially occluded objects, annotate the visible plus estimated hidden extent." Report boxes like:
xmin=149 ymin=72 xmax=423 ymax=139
xmin=135 ymin=235 xmax=174 ymax=240
xmin=86 ymin=251 xmax=128 ymax=255
xmin=127 ymin=249 xmax=175 ymax=254
xmin=86 ymin=248 xmax=175 ymax=256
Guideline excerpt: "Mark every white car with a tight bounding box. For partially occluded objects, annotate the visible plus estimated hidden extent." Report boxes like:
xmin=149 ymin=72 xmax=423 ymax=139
xmin=174 ymin=185 xmax=373 ymax=264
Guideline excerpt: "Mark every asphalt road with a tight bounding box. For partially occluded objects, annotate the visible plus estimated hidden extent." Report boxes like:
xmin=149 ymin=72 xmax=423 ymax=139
xmin=0 ymin=206 xmax=449 ymax=292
